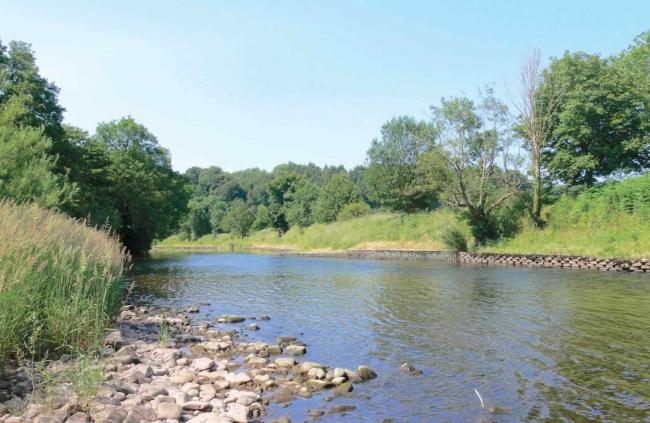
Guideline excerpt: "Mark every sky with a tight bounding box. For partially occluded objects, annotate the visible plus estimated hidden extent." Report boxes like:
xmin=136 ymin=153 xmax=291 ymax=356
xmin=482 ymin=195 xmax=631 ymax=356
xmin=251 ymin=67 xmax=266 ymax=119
xmin=1 ymin=1 xmax=648 ymax=172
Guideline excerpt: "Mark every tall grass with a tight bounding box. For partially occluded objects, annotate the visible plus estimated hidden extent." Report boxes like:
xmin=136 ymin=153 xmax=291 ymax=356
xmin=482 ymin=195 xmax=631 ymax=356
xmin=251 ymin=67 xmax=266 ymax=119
xmin=157 ymin=210 xmax=473 ymax=252
xmin=483 ymin=174 xmax=650 ymax=259
xmin=0 ymin=200 xmax=128 ymax=364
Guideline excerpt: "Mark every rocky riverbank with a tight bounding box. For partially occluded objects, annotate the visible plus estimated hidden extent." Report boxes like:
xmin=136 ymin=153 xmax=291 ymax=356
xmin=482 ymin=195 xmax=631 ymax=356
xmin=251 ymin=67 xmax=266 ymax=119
xmin=0 ymin=305 xmax=378 ymax=423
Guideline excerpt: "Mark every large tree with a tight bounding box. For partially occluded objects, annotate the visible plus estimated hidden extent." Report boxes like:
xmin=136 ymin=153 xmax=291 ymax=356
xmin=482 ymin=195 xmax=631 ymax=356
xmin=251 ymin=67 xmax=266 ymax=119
xmin=427 ymin=88 xmax=522 ymax=243
xmin=92 ymin=117 xmax=189 ymax=254
xmin=315 ymin=172 xmax=361 ymax=223
xmin=364 ymin=116 xmax=438 ymax=212
xmin=541 ymin=51 xmax=650 ymax=186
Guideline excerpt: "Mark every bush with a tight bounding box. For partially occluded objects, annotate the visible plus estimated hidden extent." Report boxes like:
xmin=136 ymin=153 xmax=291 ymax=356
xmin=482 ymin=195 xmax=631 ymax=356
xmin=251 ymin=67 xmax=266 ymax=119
xmin=0 ymin=200 xmax=127 ymax=364
xmin=441 ymin=226 xmax=468 ymax=252
xmin=337 ymin=202 xmax=372 ymax=221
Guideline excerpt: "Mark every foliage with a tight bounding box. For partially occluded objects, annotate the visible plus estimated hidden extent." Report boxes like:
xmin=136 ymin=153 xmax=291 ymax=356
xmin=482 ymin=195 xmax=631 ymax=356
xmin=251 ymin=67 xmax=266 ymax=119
xmin=483 ymin=173 xmax=650 ymax=258
xmin=541 ymin=50 xmax=650 ymax=186
xmin=315 ymin=173 xmax=361 ymax=223
xmin=284 ymin=179 xmax=320 ymax=228
xmin=221 ymin=199 xmax=255 ymax=239
xmin=337 ymin=201 xmax=372 ymax=221
xmin=364 ymin=116 xmax=438 ymax=212
xmin=0 ymin=201 xmax=127 ymax=365
xmin=441 ymin=226 xmax=469 ymax=252
xmin=427 ymin=88 xmax=523 ymax=244
xmin=252 ymin=204 xmax=273 ymax=230
xmin=91 ymin=117 xmax=189 ymax=254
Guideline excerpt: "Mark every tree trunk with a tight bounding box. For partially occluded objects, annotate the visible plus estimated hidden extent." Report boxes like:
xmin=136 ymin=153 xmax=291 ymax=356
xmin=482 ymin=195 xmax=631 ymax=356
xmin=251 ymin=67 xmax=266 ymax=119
xmin=532 ymin=159 xmax=542 ymax=226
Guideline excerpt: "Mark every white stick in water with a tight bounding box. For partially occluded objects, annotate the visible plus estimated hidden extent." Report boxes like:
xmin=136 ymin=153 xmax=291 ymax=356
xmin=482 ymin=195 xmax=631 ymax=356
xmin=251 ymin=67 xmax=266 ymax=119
xmin=474 ymin=388 xmax=485 ymax=408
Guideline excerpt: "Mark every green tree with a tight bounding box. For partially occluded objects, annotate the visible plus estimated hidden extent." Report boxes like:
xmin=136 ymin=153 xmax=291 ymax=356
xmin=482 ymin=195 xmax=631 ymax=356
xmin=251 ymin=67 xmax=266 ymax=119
xmin=541 ymin=51 xmax=650 ymax=186
xmin=284 ymin=179 xmax=319 ymax=228
xmin=266 ymin=172 xmax=304 ymax=232
xmin=92 ymin=117 xmax=189 ymax=254
xmin=221 ymin=199 xmax=254 ymax=239
xmin=427 ymin=89 xmax=522 ymax=244
xmin=252 ymin=205 xmax=273 ymax=230
xmin=364 ymin=116 xmax=437 ymax=212
xmin=315 ymin=173 xmax=361 ymax=223
xmin=336 ymin=202 xmax=371 ymax=221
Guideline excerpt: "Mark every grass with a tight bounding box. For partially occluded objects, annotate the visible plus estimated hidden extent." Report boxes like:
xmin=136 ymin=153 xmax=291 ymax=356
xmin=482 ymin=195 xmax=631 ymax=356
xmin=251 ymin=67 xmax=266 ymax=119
xmin=483 ymin=174 xmax=650 ymax=259
xmin=156 ymin=210 xmax=473 ymax=252
xmin=0 ymin=200 xmax=128 ymax=365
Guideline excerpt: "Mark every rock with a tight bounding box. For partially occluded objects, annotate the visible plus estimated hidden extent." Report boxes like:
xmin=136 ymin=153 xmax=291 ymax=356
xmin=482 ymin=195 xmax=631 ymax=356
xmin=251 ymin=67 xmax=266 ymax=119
xmin=114 ymin=345 xmax=138 ymax=365
xmin=213 ymin=380 xmax=230 ymax=391
xmin=34 ymin=413 xmax=66 ymax=423
xmin=331 ymin=376 xmax=346 ymax=385
xmin=247 ymin=323 xmax=259 ymax=331
xmin=0 ymin=404 xmax=8 ymax=416
xmin=260 ymin=315 xmax=271 ymax=321
xmin=139 ymin=385 xmax=167 ymax=401
xmin=124 ymin=406 xmax=156 ymax=423
xmin=333 ymin=368 xmax=347 ymax=378
xmin=270 ymin=417 xmax=290 ymax=423
xmin=275 ymin=336 xmax=296 ymax=346
xmin=307 ymin=367 xmax=326 ymax=380
xmin=334 ymin=382 xmax=353 ymax=395
xmin=193 ymin=357 xmax=215 ymax=371
xmin=399 ymin=362 xmax=423 ymax=375
xmin=306 ymin=379 xmax=332 ymax=391
xmin=182 ymin=401 xmax=212 ymax=411
xmin=224 ymin=402 xmax=251 ymax=422
xmin=356 ymin=365 xmax=377 ymax=381
xmin=187 ymin=413 xmax=233 ymax=423
xmin=283 ymin=345 xmax=306 ymax=355
xmin=272 ymin=388 xmax=294 ymax=403
xmin=300 ymin=362 xmax=323 ymax=374
xmin=274 ymin=357 xmax=295 ymax=368
xmin=104 ymin=330 xmax=124 ymax=349
xmin=65 ymin=412 xmax=89 ymax=423
xmin=170 ymin=369 xmax=195 ymax=384
xmin=218 ymin=315 xmax=246 ymax=323
xmin=94 ymin=408 xmax=128 ymax=423
xmin=187 ymin=306 xmax=200 ymax=313
xmin=245 ymin=356 xmax=268 ymax=367
xmin=226 ymin=372 xmax=251 ymax=385
xmin=307 ymin=409 xmax=326 ymax=417
xmin=156 ymin=402 xmax=182 ymax=420
xmin=327 ymin=404 xmax=356 ymax=414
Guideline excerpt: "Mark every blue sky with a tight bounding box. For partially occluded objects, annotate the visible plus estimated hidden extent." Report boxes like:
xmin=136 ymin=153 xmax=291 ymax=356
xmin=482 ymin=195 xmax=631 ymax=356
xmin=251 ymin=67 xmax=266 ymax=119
xmin=1 ymin=1 xmax=648 ymax=172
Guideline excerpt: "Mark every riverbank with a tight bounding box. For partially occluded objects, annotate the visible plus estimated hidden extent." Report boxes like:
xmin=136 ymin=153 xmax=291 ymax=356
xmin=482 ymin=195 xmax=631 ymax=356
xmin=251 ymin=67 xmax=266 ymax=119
xmin=0 ymin=304 xmax=378 ymax=423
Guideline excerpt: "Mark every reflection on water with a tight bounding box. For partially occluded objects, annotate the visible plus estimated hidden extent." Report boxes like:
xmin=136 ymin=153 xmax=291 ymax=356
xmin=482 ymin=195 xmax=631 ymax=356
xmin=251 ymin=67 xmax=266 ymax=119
xmin=131 ymin=252 xmax=650 ymax=422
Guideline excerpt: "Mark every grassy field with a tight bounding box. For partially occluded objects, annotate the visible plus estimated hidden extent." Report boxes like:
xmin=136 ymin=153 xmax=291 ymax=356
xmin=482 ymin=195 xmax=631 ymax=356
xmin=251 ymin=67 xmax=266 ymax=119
xmin=156 ymin=210 xmax=472 ymax=252
xmin=0 ymin=200 xmax=127 ymax=364
xmin=483 ymin=174 xmax=650 ymax=259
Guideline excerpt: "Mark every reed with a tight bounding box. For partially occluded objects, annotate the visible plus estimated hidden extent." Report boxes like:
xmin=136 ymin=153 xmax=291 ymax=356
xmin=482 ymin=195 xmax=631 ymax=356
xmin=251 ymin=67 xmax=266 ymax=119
xmin=0 ymin=200 xmax=128 ymax=365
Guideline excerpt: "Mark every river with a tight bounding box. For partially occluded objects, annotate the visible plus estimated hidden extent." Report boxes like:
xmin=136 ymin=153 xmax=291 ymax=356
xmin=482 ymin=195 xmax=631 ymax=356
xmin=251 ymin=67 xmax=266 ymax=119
xmin=131 ymin=251 xmax=650 ymax=422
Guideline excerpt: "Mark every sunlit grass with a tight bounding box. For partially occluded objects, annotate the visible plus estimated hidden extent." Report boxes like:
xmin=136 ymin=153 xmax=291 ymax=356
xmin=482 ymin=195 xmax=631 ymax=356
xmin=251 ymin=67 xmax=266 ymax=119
xmin=156 ymin=210 xmax=472 ymax=252
xmin=0 ymin=200 xmax=128 ymax=364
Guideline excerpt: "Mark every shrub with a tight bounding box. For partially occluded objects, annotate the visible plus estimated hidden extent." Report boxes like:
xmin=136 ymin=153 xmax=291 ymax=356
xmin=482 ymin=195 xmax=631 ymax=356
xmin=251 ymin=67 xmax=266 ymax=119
xmin=441 ymin=226 xmax=468 ymax=252
xmin=336 ymin=202 xmax=372 ymax=221
xmin=0 ymin=200 xmax=127 ymax=364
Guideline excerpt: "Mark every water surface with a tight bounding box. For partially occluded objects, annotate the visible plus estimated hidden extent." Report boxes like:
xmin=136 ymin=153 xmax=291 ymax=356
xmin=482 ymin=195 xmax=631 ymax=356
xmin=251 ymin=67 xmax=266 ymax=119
xmin=131 ymin=252 xmax=650 ymax=422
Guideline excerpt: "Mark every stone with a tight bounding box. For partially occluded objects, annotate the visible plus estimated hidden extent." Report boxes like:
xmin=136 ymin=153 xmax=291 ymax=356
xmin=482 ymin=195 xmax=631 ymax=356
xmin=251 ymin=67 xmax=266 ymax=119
xmin=187 ymin=306 xmax=200 ymax=313
xmin=114 ymin=346 xmax=138 ymax=365
xmin=226 ymin=372 xmax=251 ymax=385
xmin=170 ymin=369 xmax=195 ymax=384
xmin=183 ymin=401 xmax=211 ymax=411
xmin=307 ymin=409 xmax=325 ymax=417
xmin=333 ymin=368 xmax=347 ymax=378
xmin=124 ymin=406 xmax=156 ymax=423
xmin=224 ymin=402 xmax=251 ymax=423
xmin=0 ymin=404 xmax=8 ymax=416
xmin=260 ymin=315 xmax=271 ymax=320
xmin=139 ymin=385 xmax=167 ymax=401
xmin=334 ymin=382 xmax=353 ymax=395
xmin=306 ymin=379 xmax=332 ymax=391
xmin=247 ymin=323 xmax=260 ymax=331
xmin=193 ymin=357 xmax=215 ymax=371
xmin=399 ymin=362 xmax=423 ymax=375
xmin=275 ymin=336 xmax=296 ymax=346
xmin=186 ymin=413 xmax=233 ymax=423
xmin=218 ymin=315 xmax=246 ymax=324
xmin=356 ymin=365 xmax=377 ymax=381
xmin=104 ymin=330 xmax=125 ymax=349
xmin=299 ymin=362 xmax=323 ymax=374
xmin=213 ymin=380 xmax=230 ymax=391
xmin=274 ymin=358 xmax=295 ymax=368
xmin=307 ymin=367 xmax=326 ymax=380
xmin=328 ymin=404 xmax=356 ymax=414
xmin=283 ymin=345 xmax=306 ymax=355
xmin=271 ymin=388 xmax=294 ymax=404
xmin=94 ymin=408 xmax=128 ymax=423
xmin=156 ymin=402 xmax=182 ymax=420
xmin=34 ymin=414 xmax=66 ymax=423
xmin=65 ymin=412 xmax=90 ymax=423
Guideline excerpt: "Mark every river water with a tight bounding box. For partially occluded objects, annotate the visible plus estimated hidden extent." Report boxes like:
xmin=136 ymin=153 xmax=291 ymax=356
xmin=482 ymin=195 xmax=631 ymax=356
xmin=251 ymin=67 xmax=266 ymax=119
xmin=131 ymin=252 xmax=650 ymax=422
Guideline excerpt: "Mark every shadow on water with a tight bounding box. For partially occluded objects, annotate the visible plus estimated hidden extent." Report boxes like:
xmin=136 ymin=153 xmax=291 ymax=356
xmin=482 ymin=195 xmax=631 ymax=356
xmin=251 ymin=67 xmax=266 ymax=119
xmin=130 ymin=251 xmax=650 ymax=422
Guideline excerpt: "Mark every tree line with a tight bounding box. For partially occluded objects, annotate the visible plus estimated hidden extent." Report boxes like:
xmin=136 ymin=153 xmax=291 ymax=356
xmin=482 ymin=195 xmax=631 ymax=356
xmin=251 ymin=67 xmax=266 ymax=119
xmin=1 ymin=31 xmax=648 ymax=253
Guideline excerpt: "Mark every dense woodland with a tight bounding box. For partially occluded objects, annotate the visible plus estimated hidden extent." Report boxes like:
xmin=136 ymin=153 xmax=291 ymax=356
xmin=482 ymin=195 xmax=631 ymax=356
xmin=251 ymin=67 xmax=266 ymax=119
xmin=1 ymin=31 xmax=649 ymax=255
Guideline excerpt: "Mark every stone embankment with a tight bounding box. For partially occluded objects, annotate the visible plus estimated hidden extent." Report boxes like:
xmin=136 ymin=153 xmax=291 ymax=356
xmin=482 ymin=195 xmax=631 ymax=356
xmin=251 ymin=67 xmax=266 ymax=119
xmin=458 ymin=252 xmax=649 ymax=273
xmin=0 ymin=305 xmax=377 ymax=423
